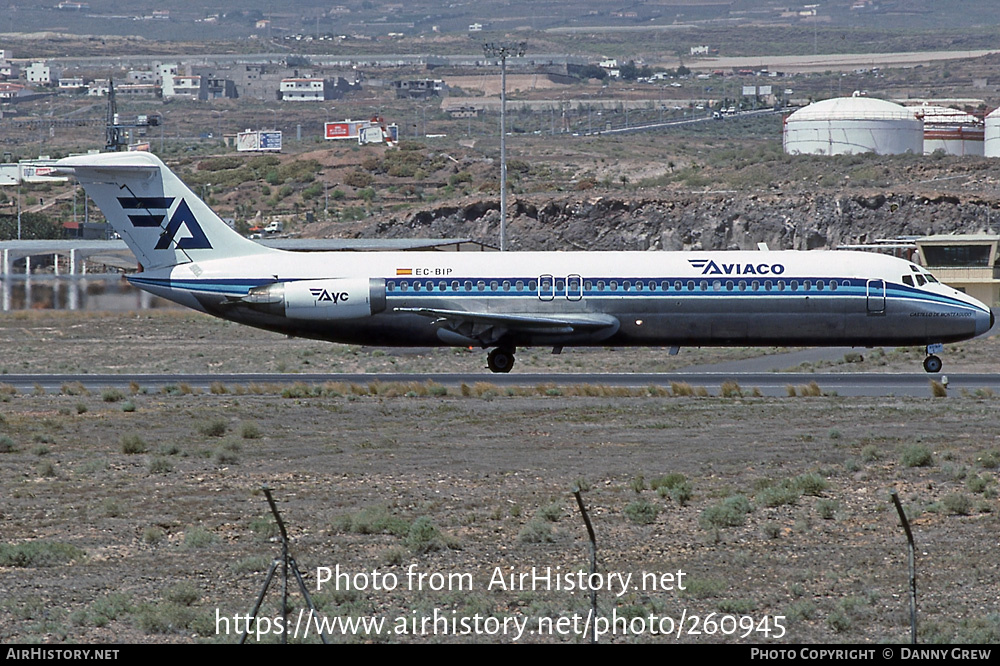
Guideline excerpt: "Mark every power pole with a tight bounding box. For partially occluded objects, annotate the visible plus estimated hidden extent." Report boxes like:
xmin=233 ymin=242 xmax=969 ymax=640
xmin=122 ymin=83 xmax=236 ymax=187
xmin=483 ymin=41 xmax=526 ymax=252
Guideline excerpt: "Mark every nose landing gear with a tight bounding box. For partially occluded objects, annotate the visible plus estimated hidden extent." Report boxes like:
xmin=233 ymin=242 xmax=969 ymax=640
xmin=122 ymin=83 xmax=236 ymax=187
xmin=923 ymin=343 xmax=944 ymax=373
xmin=923 ymin=355 xmax=942 ymax=374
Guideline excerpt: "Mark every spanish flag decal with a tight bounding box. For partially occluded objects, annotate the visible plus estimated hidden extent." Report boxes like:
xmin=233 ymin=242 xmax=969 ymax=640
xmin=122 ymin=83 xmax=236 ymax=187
xmin=396 ymin=268 xmax=413 ymax=276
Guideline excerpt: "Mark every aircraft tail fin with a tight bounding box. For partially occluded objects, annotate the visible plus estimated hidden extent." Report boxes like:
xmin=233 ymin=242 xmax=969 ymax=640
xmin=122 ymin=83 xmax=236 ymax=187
xmin=56 ymin=152 xmax=275 ymax=271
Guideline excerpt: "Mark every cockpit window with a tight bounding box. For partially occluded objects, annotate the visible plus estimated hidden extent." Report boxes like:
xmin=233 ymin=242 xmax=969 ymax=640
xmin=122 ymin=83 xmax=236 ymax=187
xmin=910 ymin=265 xmax=921 ymax=273
xmin=926 ymin=274 xmax=938 ymax=283
xmin=902 ymin=275 xmax=914 ymax=287
xmin=915 ymin=275 xmax=927 ymax=287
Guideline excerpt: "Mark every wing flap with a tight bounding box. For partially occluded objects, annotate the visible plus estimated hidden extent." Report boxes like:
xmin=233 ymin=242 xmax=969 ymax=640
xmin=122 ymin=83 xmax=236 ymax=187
xmin=394 ymin=306 xmax=619 ymax=335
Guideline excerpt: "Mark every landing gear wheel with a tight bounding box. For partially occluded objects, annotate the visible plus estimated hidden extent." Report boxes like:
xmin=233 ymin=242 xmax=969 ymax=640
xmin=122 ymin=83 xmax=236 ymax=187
xmin=487 ymin=348 xmax=515 ymax=373
xmin=923 ymin=355 xmax=943 ymax=373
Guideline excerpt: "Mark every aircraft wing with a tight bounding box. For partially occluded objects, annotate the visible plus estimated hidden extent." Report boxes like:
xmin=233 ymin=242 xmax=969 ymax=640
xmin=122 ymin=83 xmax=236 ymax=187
xmin=394 ymin=307 xmax=619 ymax=343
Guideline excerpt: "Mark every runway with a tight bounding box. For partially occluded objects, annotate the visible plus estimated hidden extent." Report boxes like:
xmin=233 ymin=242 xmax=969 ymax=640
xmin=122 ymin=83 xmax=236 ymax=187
xmin=3 ymin=372 xmax=995 ymax=397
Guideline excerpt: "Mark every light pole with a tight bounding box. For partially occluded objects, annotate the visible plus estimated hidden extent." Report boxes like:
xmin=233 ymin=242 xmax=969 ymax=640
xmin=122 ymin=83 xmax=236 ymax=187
xmin=483 ymin=41 xmax=526 ymax=252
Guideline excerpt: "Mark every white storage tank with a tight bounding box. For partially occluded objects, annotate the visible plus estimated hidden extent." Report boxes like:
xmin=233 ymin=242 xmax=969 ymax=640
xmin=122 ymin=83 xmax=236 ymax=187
xmin=985 ymin=107 xmax=1000 ymax=158
xmin=783 ymin=94 xmax=923 ymax=156
xmin=919 ymin=105 xmax=984 ymax=156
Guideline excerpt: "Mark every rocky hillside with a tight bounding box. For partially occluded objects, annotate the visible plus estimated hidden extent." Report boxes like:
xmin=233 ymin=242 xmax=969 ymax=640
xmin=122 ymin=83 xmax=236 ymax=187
xmin=350 ymin=188 xmax=1000 ymax=252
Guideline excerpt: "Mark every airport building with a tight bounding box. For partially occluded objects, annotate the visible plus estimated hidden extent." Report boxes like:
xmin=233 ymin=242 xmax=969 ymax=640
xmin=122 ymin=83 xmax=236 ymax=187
xmin=916 ymin=234 xmax=1000 ymax=307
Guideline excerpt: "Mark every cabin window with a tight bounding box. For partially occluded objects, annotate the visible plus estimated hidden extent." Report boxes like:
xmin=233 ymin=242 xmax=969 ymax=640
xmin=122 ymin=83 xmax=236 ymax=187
xmin=830 ymin=280 xmax=838 ymax=290
xmin=414 ymin=281 xmax=422 ymax=291
xmin=816 ymin=280 xmax=824 ymax=291
xmin=502 ymin=281 xmax=511 ymax=291
xmin=777 ymin=280 xmax=785 ymax=291
xmin=477 ymin=281 xmax=486 ymax=291
xmin=764 ymin=281 xmax=772 ymax=291
xmin=387 ymin=282 xmax=395 ymax=292
xmin=713 ymin=280 xmax=722 ymax=291
xmin=738 ymin=281 xmax=746 ymax=291
xmin=452 ymin=280 xmax=459 ymax=290
xmin=803 ymin=280 xmax=812 ymax=291
xmin=700 ymin=280 xmax=708 ymax=291
xmin=610 ymin=281 xmax=619 ymax=291
xmin=790 ymin=281 xmax=798 ymax=291
xmin=516 ymin=280 xmax=524 ymax=291
xmin=622 ymin=281 xmax=631 ymax=291
xmin=464 ymin=281 xmax=473 ymax=291
xmin=596 ymin=281 xmax=605 ymax=291
xmin=635 ymin=280 xmax=644 ymax=290
xmin=675 ymin=281 xmax=682 ymax=291
xmin=752 ymin=281 xmax=760 ymax=291
xmin=556 ymin=279 xmax=565 ymax=291
xmin=726 ymin=281 xmax=734 ymax=291
xmin=400 ymin=281 xmax=409 ymax=291
xmin=687 ymin=281 xmax=696 ymax=291
xmin=529 ymin=281 xmax=537 ymax=291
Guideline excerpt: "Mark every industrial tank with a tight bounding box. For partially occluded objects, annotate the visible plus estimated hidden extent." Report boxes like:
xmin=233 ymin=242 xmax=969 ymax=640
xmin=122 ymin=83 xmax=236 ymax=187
xmin=919 ymin=105 xmax=984 ymax=156
xmin=783 ymin=94 xmax=923 ymax=156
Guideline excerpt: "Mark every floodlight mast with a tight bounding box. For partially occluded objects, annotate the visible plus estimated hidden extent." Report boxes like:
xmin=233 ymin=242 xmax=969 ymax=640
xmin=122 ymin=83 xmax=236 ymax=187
xmin=483 ymin=41 xmax=526 ymax=252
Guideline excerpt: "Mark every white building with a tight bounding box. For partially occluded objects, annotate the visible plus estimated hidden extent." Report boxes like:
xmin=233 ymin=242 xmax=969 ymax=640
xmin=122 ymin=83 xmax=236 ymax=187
xmin=164 ymin=75 xmax=201 ymax=99
xmin=783 ymin=94 xmax=923 ymax=156
xmin=26 ymin=62 xmax=57 ymax=85
xmin=280 ymin=78 xmax=326 ymax=102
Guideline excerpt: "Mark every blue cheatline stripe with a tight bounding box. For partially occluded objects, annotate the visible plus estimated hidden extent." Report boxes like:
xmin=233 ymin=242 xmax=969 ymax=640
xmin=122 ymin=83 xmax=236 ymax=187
xmin=118 ymin=197 xmax=174 ymax=209
xmin=125 ymin=275 xmax=987 ymax=314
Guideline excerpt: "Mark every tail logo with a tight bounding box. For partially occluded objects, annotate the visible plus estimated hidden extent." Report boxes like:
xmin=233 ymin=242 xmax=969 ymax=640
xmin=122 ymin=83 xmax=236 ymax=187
xmin=118 ymin=197 xmax=212 ymax=250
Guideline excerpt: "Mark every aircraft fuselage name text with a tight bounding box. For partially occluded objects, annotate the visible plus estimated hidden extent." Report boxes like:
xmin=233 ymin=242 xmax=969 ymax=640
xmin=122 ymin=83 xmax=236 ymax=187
xmin=688 ymin=259 xmax=785 ymax=276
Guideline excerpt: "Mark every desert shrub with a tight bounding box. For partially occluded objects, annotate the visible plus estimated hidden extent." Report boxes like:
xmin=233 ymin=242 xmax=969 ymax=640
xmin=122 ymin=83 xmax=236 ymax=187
xmin=405 ymin=517 xmax=446 ymax=554
xmin=518 ymin=519 xmax=554 ymax=544
xmin=699 ymin=495 xmax=752 ymax=529
xmin=183 ymin=526 xmax=216 ymax=549
xmin=101 ymin=388 xmax=125 ymax=403
xmin=901 ymin=444 xmax=934 ymax=468
xmin=624 ymin=499 xmax=659 ymax=525
xmin=0 ymin=540 xmax=85 ymax=567
xmin=198 ymin=419 xmax=227 ymax=437
xmin=942 ymin=493 xmax=972 ymax=516
xmin=344 ymin=170 xmax=374 ymax=188
xmin=240 ymin=422 xmax=261 ymax=439
xmin=121 ymin=433 xmax=147 ymax=454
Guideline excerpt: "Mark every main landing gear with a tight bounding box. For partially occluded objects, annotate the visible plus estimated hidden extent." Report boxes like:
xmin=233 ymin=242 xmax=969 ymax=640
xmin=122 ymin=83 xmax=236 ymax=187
xmin=487 ymin=346 xmax=515 ymax=373
xmin=923 ymin=343 xmax=944 ymax=374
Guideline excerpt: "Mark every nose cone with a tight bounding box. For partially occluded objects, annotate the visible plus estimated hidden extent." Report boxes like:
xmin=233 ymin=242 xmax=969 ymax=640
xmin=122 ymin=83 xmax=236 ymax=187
xmin=972 ymin=305 xmax=996 ymax=338
xmin=977 ymin=308 xmax=996 ymax=337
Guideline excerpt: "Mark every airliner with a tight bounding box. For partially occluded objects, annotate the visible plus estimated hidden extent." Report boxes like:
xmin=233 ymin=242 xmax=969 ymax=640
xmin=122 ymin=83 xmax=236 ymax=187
xmin=56 ymin=152 xmax=993 ymax=374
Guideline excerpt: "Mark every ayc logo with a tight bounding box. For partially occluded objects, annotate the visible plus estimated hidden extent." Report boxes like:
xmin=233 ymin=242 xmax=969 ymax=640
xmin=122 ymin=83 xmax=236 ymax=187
xmin=117 ymin=197 xmax=212 ymax=250
xmin=688 ymin=259 xmax=785 ymax=276
xmin=310 ymin=288 xmax=350 ymax=304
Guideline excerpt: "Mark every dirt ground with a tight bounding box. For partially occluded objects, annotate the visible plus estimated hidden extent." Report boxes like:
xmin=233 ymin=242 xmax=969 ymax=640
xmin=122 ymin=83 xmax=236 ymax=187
xmin=0 ymin=311 xmax=999 ymax=644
